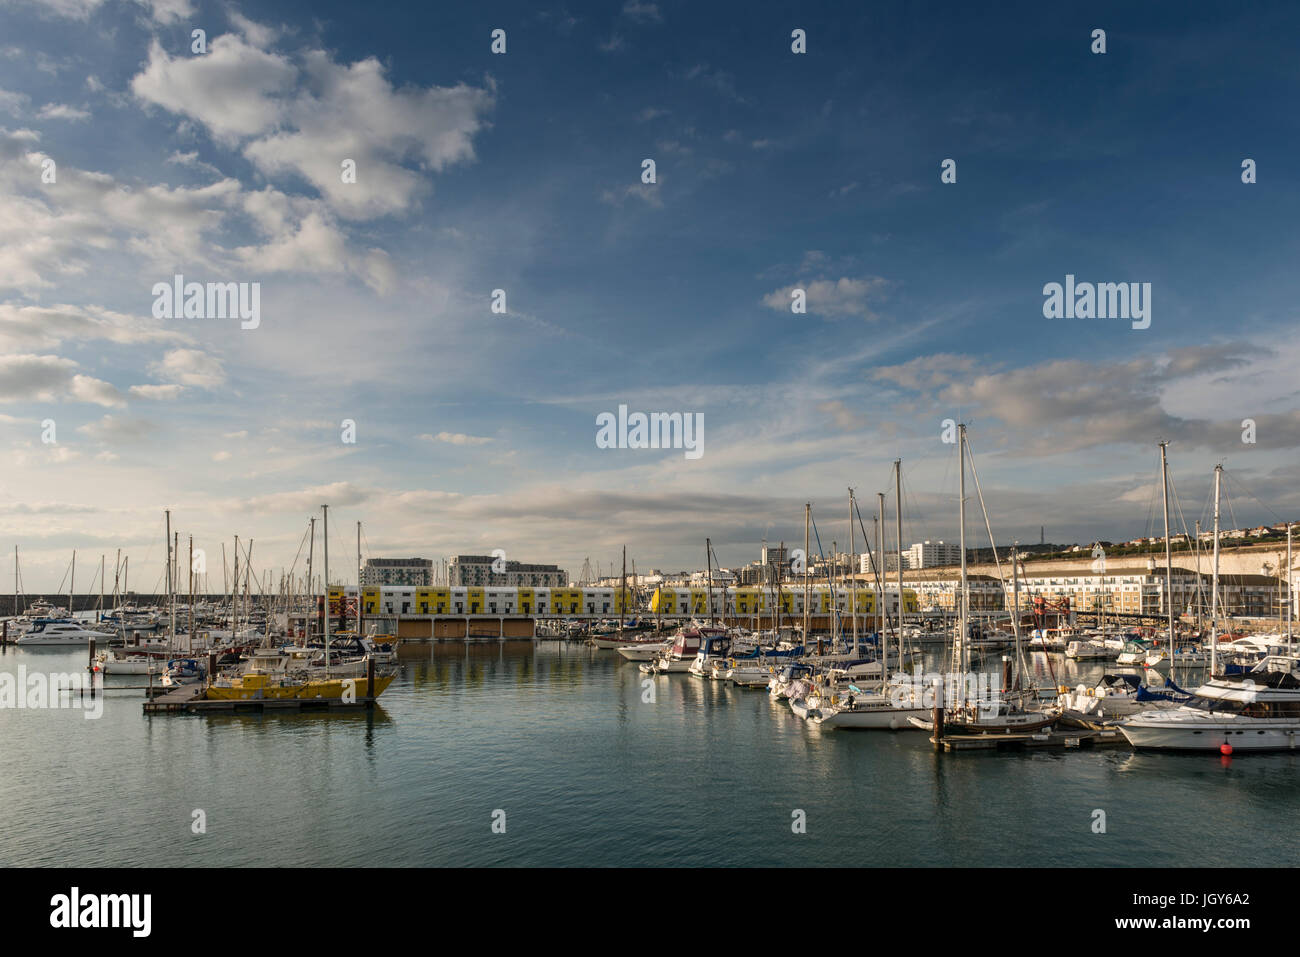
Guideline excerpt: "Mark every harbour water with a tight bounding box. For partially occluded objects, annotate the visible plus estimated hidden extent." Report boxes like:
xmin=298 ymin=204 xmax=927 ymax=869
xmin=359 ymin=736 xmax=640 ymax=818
xmin=1 ymin=640 xmax=1297 ymax=868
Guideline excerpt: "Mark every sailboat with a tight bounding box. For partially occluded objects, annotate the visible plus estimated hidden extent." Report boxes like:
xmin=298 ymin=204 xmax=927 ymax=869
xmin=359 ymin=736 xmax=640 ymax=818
xmin=205 ymin=506 xmax=397 ymax=702
xmin=908 ymin=424 xmax=1056 ymax=735
xmin=811 ymin=469 xmax=932 ymax=730
xmin=1120 ymin=467 xmax=1299 ymax=751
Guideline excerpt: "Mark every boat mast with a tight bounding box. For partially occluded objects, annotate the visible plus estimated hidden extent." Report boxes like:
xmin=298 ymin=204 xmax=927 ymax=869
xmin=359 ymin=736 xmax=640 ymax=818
xmin=165 ymin=511 xmax=174 ymax=652
xmin=322 ymin=504 xmax=331 ymax=677
xmin=1210 ymin=464 xmax=1221 ymax=674
xmin=111 ymin=550 xmax=121 ymax=633
xmin=849 ymin=489 xmax=857 ymax=658
xmin=1194 ymin=520 xmax=1202 ymax=629
xmin=232 ymin=535 xmax=239 ymax=638
xmin=620 ymin=544 xmax=627 ymax=631
xmin=878 ymin=496 xmax=889 ymax=676
xmin=1288 ymin=521 xmax=1294 ymax=654
xmin=70 ymin=549 xmax=75 ymax=616
xmin=894 ymin=459 xmax=904 ymax=670
xmin=958 ymin=424 xmax=969 ymax=677
xmin=188 ymin=536 xmax=194 ymax=654
xmin=877 ymin=490 xmax=886 ymax=673
xmin=307 ymin=517 xmax=315 ymax=640
xmin=357 ymin=520 xmax=363 ymax=637
xmin=1012 ymin=543 xmax=1021 ymax=691
xmin=803 ymin=504 xmax=811 ymax=654
xmin=705 ymin=538 xmax=715 ymax=626
xmin=776 ymin=540 xmax=784 ymax=639
xmin=1159 ymin=442 xmax=1174 ymax=680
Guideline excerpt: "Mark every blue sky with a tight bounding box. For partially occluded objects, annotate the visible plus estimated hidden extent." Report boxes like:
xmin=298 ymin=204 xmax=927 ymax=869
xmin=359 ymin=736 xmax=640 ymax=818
xmin=1 ymin=0 xmax=1298 ymax=590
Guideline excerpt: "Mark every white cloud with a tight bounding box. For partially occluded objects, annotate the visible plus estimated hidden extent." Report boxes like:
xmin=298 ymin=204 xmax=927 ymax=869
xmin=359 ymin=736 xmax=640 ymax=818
xmin=421 ymin=431 xmax=493 ymax=446
xmin=0 ymin=302 xmax=188 ymax=351
xmin=0 ymin=354 xmax=120 ymax=406
xmin=36 ymin=103 xmax=90 ymax=121
xmin=132 ymin=35 xmax=494 ymax=220
xmin=762 ymin=277 xmax=891 ymax=319
xmin=150 ymin=349 xmax=226 ymax=389
xmin=69 ymin=374 xmax=124 ymax=407
xmin=0 ymin=353 xmax=78 ymax=401
xmin=131 ymin=36 xmax=295 ymax=140
xmin=128 ymin=383 xmax=184 ymax=400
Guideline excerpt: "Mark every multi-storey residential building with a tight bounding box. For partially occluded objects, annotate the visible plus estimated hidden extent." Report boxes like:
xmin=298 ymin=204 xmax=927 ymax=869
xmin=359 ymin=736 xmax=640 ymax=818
xmin=906 ymin=540 xmax=963 ymax=569
xmin=360 ymin=557 xmax=433 ymax=587
xmin=448 ymin=555 xmax=568 ymax=588
xmin=910 ymin=575 xmax=1006 ymax=612
xmin=906 ymin=566 xmax=1284 ymax=619
xmin=859 ymin=552 xmax=904 ymax=575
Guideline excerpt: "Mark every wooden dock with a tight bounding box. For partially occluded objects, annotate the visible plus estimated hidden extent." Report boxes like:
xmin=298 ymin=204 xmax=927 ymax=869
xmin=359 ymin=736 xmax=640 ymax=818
xmin=142 ymin=683 xmax=381 ymax=714
xmin=934 ymin=727 xmax=1130 ymax=752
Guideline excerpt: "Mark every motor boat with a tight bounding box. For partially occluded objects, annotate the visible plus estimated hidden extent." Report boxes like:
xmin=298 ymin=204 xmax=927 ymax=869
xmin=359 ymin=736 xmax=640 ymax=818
xmin=1115 ymin=639 xmax=1152 ymax=666
xmin=15 ymin=618 xmax=115 ymax=646
xmin=687 ymin=633 xmax=733 ymax=678
xmin=617 ymin=639 xmax=672 ymax=661
xmin=638 ymin=628 xmax=710 ymax=674
xmin=1065 ymin=639 xmax=1117 ymax=661
xmin=1119 ymin=654 xmax=1300 ymax=751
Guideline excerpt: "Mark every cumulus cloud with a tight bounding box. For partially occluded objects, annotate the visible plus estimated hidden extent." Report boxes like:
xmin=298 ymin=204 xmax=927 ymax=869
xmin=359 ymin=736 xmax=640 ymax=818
xmin=69 ymin=374 xmax=125 ymax=407
xmin=36 ymin=103 xmax=89 ymax=121
xmin=0 ymin=302 xmax=188 ymax=351
xmin=132 ymin=33 xmax=494 ymax=220
xmin=0 ymin=354 xmax=121 ymax=406
xmin=762 ymin=277 xmax=891 ymax=319
xmin=128 ymin=383 xmax=184 ymax=400
xmin=150 ymin=349 xmax=226 ymax=389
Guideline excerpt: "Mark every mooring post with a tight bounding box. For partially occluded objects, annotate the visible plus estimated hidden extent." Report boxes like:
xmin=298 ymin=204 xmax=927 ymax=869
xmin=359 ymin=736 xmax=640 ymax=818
xmin=932 ymin=704 xmax=944 ymax=752
xmin=87 ymin=638 xmax=96 ymax=700
xmin=366 ymin=655 xmax=376 ymax=708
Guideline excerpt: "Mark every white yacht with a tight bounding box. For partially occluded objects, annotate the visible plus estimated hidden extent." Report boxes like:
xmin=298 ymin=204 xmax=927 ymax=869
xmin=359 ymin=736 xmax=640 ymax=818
xmin=1065 ymin=639 xmax=1118 ymax=661
xmin=15 ymin=618 xmax=115 ymax=646
xmin=1119 ymin=654 xmax=1300 ymax=751
xmin=638 ymin=629 xmax=708 ymax=674
xmin=808 ymin=683 xmax=931 ymax=730
xmin=617 ymin=639 xmax=672 ymax=662
xmin=687 ymin=634 xmax=733 ymax=679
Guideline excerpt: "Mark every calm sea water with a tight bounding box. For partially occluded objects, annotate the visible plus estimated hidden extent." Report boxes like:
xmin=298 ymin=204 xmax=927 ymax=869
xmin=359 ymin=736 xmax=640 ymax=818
xmin=0 ymin=638 xmax=1295 ymax=867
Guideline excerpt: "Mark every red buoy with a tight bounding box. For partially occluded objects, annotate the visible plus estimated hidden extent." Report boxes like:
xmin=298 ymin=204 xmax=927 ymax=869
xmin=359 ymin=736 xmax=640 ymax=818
xmin=1220 ymin=743 xmax=1233 ymax=756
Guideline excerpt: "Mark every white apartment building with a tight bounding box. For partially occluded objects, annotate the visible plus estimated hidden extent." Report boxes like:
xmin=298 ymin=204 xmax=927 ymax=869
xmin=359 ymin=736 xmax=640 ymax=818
xmin=906 ymin=540 xmax=963 ymax=569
